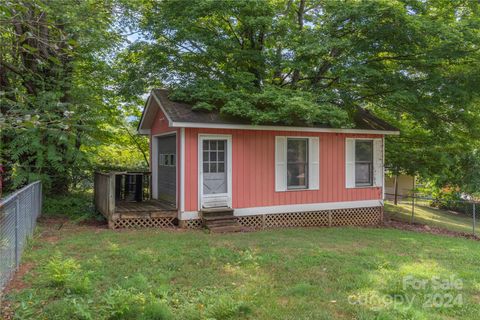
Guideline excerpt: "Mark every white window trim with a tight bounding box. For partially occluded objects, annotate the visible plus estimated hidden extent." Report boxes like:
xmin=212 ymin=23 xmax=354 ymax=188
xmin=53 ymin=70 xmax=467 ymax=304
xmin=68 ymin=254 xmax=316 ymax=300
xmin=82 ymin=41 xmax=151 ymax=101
xmin=346 ymin=138 xmax=383 ymax=189
xmin=276 ymin=136 xmax=319 ymax=192
xmin=198 ymin=134 xmax=233 ymax=209
xmin=287 ymin=137 xmax=309 ymax=190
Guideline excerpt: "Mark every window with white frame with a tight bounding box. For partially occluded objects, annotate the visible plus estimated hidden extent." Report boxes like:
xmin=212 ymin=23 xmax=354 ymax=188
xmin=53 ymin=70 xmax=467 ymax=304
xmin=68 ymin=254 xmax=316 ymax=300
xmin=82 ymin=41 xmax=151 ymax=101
xmin=345 ymin=138 xmax=383 ymax=188
xmin=287 ymin=138 xmax=308 ymax=189
xmin=355 ymin=140 xmax=373 ymax=186
xmin=275 ymin=136 xmax=319 ymax=192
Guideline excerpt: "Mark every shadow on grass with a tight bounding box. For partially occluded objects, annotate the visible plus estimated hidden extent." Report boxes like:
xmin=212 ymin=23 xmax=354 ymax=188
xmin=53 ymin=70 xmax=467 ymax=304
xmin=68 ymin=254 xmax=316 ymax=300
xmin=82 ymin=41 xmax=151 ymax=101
xmin=385 ymin=202 xmax=474 ymax=233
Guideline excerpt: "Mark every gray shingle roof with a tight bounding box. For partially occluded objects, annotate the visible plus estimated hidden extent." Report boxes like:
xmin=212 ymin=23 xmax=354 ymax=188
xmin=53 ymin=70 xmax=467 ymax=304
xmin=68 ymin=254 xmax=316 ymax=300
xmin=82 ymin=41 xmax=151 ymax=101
xmin=141 ymin=88 xmax=398 ymax=133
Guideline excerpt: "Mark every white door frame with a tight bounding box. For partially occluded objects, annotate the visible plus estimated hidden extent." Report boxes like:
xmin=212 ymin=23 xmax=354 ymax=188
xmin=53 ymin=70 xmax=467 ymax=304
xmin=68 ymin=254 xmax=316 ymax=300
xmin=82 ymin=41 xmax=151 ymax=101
xmin=198 ymin=134 xmax=232 ymax=209
xmin=152 ymin=131 xmax=178 ymax=206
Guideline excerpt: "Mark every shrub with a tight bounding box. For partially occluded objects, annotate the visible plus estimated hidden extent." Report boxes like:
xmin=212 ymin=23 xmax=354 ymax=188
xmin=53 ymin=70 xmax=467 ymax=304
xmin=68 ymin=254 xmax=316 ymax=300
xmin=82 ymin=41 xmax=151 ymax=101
xmin=43 ymin=191 xmax=98 ymax=219
xmin=44 ymin=255 xmax=92 ymax=294
xmin=103 ymin=287 xmax=147 ymax=320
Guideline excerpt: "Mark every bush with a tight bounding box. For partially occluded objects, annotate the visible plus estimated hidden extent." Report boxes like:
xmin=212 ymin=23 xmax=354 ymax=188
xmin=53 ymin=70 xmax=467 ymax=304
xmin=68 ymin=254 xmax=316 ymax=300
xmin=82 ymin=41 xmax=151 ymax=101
xmin=43 ymin=191 xmax=94 ymax=217
xmin=430 ymin=191 xmax=469 ymax=215
xmin=43 ymin=190 xmax=106 ymax=222
xmin=44 ymin=255 xmax=92 ymax=294
xmin=103 ymin=287 xmax=147 ymax=320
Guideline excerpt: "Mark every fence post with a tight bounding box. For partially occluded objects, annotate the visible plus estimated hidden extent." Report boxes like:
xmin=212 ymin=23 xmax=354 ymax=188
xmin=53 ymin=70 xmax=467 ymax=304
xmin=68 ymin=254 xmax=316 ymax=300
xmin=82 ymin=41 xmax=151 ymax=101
xmin=411 ymin=194 xmax=415 ymax=224
xmin=14 ymin=196 xmax=20 ymax=269
xmin=473 ymin=202 xmax=476 ymax=237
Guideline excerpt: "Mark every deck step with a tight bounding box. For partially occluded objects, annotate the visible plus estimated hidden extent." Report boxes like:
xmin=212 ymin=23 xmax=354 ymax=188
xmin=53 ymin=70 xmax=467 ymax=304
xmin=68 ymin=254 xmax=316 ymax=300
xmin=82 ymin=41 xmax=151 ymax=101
xmin=208 ymin=224 xmax=246 ymax=233
xmin=203 ymin=214 xmax=237 ymax=222
xmin=201 ymin=207 xmax=234 ymax=218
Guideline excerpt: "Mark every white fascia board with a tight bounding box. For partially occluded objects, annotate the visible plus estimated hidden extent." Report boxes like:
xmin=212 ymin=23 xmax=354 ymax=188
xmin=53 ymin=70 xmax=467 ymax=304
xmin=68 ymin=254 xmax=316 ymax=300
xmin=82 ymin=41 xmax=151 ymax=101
xmin=151 ymin=90 xmax=174 ymax=126
xmin=138 ymin=129 xmax=151 ymax=135
xmin=137 ymin=95 xmax=152 ymax=134
xmin=170 ymin=121 xmax=399 ymax=135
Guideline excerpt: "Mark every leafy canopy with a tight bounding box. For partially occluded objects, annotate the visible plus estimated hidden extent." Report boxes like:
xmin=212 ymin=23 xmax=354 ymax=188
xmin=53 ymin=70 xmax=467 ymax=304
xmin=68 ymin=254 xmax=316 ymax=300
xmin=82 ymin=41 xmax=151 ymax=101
xmin=118 ymin=0 xmax=480 ymax=190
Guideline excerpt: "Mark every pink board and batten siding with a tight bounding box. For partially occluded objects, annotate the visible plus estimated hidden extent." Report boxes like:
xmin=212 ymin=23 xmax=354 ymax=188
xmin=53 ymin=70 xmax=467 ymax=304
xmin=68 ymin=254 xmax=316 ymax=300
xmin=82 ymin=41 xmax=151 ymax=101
xmin=183 ymin=128 xmax=382 ymax=212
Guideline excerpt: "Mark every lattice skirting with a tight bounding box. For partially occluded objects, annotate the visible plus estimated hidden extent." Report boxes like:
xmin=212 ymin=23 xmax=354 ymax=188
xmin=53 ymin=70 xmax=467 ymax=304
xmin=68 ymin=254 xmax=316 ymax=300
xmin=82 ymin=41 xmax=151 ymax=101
xmin=111 ymin=217 xmax=175 ymax=229
xmin=236 ymin=206 xmax=382 ymax=230
xmin=179 ymin=219 xmax=203 ymax=229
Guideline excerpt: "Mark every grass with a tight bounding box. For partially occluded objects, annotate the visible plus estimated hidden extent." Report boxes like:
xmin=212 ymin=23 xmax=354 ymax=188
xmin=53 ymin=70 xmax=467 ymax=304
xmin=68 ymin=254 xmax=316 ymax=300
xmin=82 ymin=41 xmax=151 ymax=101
xmin=3 ymin=222 xmax=480 ymax=320
xmin=385 ymin=201 xmax=476 ymax=234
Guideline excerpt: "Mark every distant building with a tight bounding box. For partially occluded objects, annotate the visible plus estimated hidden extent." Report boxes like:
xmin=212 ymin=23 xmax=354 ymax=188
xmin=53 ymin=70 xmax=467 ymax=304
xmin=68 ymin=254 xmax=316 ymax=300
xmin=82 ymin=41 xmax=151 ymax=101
xmin=385 ymin=174 xmax=414 ymax=200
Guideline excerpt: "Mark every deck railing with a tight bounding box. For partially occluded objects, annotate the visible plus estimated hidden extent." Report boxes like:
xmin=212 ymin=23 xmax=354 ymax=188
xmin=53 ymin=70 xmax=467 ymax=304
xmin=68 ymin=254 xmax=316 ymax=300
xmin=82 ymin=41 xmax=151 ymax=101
xmin=0 ymin=181 xmax=42 ymax=295
xmin=94 ymin=172 xmax=151 ymax=219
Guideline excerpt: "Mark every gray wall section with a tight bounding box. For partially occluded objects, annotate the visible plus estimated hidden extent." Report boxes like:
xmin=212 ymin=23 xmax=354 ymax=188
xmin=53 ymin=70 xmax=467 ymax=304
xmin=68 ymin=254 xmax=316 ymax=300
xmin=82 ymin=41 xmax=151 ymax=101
xmin=157 ymin=135 xmax=176 ymax=205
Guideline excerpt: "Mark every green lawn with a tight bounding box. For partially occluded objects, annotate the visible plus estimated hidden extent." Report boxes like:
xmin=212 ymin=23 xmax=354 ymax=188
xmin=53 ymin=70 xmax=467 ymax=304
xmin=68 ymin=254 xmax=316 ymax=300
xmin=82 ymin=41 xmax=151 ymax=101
xmin=385 ymin=201 xmax=476 ymax=234
xmin=3 ymin=221 xmax=480 ymax=320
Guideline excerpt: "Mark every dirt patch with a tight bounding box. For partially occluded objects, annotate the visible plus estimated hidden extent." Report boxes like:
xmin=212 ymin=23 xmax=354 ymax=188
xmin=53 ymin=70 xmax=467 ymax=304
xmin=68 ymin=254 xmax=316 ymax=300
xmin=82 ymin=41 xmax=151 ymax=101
xmin=3 ymin=262 xmax=34 ymax=293
xmin=78 ymin=218 xmax=108 ymax=228
xmin=0 ymin=262 xmax=36 ymax=319
xmin=37 ymin=216 xmax=69 ymax=230
xmin=41 ymin=234 xmax=60 ymax=244
xmin=0 ymin=299 xmax=14 ymax=320
xmin=383 ymin=219 xmax=479 ymax=241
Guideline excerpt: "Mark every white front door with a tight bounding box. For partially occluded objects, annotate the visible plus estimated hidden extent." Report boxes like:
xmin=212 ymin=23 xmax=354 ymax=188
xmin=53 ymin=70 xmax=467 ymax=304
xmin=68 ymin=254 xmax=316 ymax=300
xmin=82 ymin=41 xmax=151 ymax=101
xmin=199 ymin=135 xmax=232 ymax=208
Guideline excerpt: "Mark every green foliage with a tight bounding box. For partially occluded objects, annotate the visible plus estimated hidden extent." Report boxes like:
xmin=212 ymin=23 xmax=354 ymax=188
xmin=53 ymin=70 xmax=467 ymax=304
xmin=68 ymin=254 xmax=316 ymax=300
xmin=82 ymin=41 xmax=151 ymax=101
xmin=0 ymin=1 xmax=148 ymax=196
xmin=43 ymin=192 xmax=94 ymax=217
xmin=117 ymin=0 xmax=480 ymax=192
xmin=43 ymin=298 xmax=93 ymax=320
xmin=44 ymin=255 xmax=92 ymax=294
xmin=103 ymin=287 xmax=148 ymax=320
xmin=418 ymin=183 xmax=470 ymax=215
xmin=142 ymin=302 xmax=173 ymax=320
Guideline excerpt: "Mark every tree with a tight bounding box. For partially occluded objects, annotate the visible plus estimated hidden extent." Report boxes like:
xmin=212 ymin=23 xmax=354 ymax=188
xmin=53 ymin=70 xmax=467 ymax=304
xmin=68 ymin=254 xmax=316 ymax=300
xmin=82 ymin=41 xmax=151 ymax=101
xmin=0 ymin=0 xmax=146 ymax=195
xmin=118 ymin=0 xmax=480 ymax=190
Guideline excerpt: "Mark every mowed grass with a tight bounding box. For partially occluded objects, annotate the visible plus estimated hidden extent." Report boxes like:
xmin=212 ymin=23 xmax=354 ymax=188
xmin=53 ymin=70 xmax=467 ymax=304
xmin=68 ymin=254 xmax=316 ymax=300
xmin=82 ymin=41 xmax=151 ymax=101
xmin=385 ymin=201 xmax=476 ymax=233
xmin=4 ymin=222 xmax=480 ymax=320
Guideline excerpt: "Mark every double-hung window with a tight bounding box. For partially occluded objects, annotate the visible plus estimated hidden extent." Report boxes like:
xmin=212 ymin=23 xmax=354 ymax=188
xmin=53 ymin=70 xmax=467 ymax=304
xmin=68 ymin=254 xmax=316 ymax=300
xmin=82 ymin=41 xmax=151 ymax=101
xmin=275 ymin=136 xmax=319 ymax=191
xmin=345 ymin=138 xmax=382 ymax=188
xmin=354 ymin=140 xmax=373 ymax=186
xmin=287 ymin=138 xmax=308 ymax=189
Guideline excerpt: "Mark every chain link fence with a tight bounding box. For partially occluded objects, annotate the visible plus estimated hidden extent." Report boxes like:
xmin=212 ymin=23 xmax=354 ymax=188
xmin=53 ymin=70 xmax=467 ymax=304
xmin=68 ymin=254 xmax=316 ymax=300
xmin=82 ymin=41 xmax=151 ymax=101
xmin=0 ymin=181 xmax=42 ymax=295
xmin=384 ymin=192 xmax=478 ymax=237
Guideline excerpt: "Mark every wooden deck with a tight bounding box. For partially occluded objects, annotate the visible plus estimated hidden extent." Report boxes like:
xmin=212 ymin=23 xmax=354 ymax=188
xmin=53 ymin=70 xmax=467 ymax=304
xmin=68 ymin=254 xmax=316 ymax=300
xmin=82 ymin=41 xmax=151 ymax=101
xmin=94 ymin=172 xmax=179 ymax=228
xmin=114 ymin=200 xmax=177 ymax=219
xmin=115 ymin=200 xmax=176 ymax=213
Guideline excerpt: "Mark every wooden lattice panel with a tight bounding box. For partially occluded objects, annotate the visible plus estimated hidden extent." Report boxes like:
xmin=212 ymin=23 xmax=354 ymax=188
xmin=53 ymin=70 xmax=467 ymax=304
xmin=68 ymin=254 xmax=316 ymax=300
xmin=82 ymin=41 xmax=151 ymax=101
xmin=112 ymin=217 xmax=175 ymax=229
xmin=237 ymin=215 xmax=263 ymax=229
xmin=182 ymin=219 xmax=203 ymax=229
xmin=180 ymin=206 xmax=382 ymax=230
xmin=331 ymin=207 xmax=381 ymax=226
xmin=264 ymin=211 xmax=330 ymax=228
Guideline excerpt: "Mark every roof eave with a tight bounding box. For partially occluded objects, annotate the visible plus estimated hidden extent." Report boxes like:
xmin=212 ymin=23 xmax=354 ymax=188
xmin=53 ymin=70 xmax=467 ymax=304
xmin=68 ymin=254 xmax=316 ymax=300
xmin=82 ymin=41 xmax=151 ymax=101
xmin=170 ymin=121 xmax=400 ymax=135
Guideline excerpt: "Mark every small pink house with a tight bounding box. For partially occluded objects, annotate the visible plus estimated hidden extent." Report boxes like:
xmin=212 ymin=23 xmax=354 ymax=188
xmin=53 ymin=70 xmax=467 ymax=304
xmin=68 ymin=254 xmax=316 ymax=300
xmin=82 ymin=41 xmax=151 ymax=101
xmin=138 ymin=89 xmax=399 ymax=230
